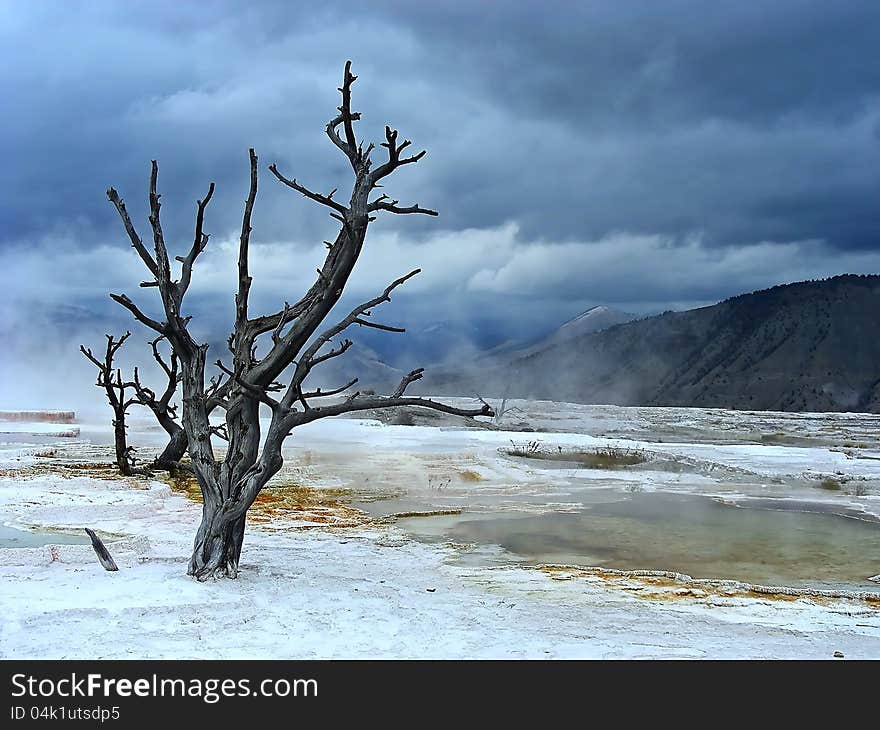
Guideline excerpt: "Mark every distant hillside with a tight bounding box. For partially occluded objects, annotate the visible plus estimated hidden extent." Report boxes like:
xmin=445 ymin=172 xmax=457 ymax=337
xmin=519 ymin=305 xmax=637 ymax=355
xmin=427 ymin=305 xmax=635 ymax=378
xmin=427 ymin=275 xmax=880 ymax=413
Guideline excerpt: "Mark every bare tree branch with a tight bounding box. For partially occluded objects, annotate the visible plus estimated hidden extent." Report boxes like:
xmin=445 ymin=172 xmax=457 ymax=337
xmin=392 ymin=368 xmax=425 ymax=398
xmin=339 ymin=60 xmax=358 ymax=156
xmin=205 ymin=372 xmax=232 ymax=412
xmin=234 ymin=149 xmax=258 ymax=347
xmin=288 ymin=396 xmax=492 ymax=428
xmin=301 ymin=378 xmax=359 ymax=400
xmin=109 ymin=293 xmax=165 ymax=333
xmin=148 ymin=161 xmax=173 ymax=291
xmin=473 ymin=389 xmax=523 ymax=425
xmin=106 ymin=188 xmax=159 ymax=277
xmin=107 ymin=160 xmax=220 ymax=510
xmin=353 ymin=318 xmax=406 ymax=333
xmin=325 ymin=60 xmax=363 ymax=170
xmin=147 ymin=337 xmax=179 ymax=407
xmin=205 ymin=373 xmax=225 ymax=399
xmin=307 ymin=339 xmax=354 ymax=369
xmin=245 ymin=296 xmax=311 ymax=341
xmin=216 ymin=359 xmax=279 ymax=411
xmin=270 ymin=302 xmax=291 ymax=345
xmin=267 ymin=164 xmax=348 ymax=214
xmin=79 ymin=332 xmax=131 ymax=385
xmin=283 ymin=269 xmax=418 ymax=402
xmin=210 ymin=423 xmax=229 ymax=441
xmin=370 ymin=125 xmax=427 ymax=184
xmin=179 ymin=182 xmax=215 ymax=297
xmin=368 ymin=195 xmax=438 ymax=216
xmin=146 ymin=336 xmax=172 ymax=378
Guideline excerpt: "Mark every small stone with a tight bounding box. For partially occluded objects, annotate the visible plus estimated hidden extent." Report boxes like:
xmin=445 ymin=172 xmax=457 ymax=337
xmin=833 ymin=651 xmax=844 ymax=658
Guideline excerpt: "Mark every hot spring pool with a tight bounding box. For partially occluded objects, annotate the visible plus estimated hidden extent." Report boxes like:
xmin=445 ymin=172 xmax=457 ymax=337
xmin=397 ymin=491 xmax=880 ymax=590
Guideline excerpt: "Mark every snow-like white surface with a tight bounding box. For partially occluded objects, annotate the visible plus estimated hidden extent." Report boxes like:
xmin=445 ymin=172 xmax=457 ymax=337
xmin=2 ymin=402 xmax=880 ymax=659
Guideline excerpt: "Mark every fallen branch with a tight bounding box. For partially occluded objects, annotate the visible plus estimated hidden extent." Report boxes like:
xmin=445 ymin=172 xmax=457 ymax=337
xmin=84 ymin=528 xmax=119 ymax=572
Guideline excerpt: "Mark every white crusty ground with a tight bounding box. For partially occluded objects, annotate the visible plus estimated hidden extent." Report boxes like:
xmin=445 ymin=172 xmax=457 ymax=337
xmin=1 ymin=406 xmax=880 ymax=659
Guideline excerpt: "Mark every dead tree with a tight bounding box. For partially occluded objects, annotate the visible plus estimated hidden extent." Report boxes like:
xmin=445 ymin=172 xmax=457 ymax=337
xmin=105 ymin=62 xmax=492 ymax=579
xmin=80 ymin=333 xmax=138 ymax=475
xmin=81 ymin=333 xmax=187 ymax=473
xmin=131 ymin=336 xmax=188 ymax=471
xmin=476 ymin=386 xmax=524 ymax=426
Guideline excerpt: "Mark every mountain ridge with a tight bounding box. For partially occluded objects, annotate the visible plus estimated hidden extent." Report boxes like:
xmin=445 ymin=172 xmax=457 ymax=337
xmin=421 ymin=275 xmax=880 ymax=413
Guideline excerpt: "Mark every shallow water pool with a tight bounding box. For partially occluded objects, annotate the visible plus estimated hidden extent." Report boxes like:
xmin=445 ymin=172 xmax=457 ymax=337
xmin=0 ymin=525 xmax=90 ymax=549
xmin=398 ymin=491 xmax=880 ymax=590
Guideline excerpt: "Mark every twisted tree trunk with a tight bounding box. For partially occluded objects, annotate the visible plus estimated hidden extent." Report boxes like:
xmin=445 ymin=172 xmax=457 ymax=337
xmin=187 ymin=457 xmax=282 ymax=579
xmin=154 ymin=427 xmax=187 ymax=472
xmin=186 ymin=400 xmax=257 ymax=578
xmin=188 ymin=497 xmax=254 ymax=578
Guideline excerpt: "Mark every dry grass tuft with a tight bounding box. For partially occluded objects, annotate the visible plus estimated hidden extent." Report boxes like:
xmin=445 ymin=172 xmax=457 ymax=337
xmin=504 ymin=442 xmax=647 ymax=469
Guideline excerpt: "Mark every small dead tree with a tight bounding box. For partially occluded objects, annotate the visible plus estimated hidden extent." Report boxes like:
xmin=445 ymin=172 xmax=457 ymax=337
xmin=105 ymin=62 xmax=492 ymax=579
xmin=82 ymin=333 xmax=187 ymax=474
xmin=80 ymin=333 xmax=138 ymax=475
xmin=476 ymin=386 xmax=524 ymax=426
xmin=131 ymin=336 xmax=187 ymax=471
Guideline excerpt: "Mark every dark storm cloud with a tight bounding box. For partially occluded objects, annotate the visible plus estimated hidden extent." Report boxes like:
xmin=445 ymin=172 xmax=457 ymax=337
xmin=1 ymin=0 xmax=879 ymax=373
xmin=358 ymin=0 xmax=880 ymax=247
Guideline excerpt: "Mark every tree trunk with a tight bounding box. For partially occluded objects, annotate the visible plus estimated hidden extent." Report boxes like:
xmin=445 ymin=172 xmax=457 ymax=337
xmin=187 ymin=501 xmax=247 ymax=579
xmin=186 ymin=417 xmax=282 ymax=580
xmin=153 ymin=424 xmax=187 ymax=471
xmin=112 ymin=413 xmax=132 ymax=476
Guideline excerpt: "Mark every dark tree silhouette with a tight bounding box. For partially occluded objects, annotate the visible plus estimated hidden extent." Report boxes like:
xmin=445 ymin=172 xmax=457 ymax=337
xmin=81 ymin=333 xmax=188 ymax=474
xmin=130 ymin=336 xmax=187 ymax=471
xmin=80 ymin=333 xmax=138 ymax=475
xmin=105 ymin=62 xmax=491 ymax=579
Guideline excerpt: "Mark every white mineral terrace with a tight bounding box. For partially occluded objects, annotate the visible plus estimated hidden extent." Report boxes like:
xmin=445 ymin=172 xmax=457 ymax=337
xmin=1 ymin=401 xmax=879 ymax=658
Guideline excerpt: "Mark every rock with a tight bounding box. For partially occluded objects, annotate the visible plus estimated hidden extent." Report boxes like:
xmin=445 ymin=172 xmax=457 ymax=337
xmin=833 ymin=651 xmax=844 ymax=658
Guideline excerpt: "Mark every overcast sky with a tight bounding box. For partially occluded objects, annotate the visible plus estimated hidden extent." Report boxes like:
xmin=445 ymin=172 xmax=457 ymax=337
xmin=1 ymin=1 xmax=879 ymax=405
